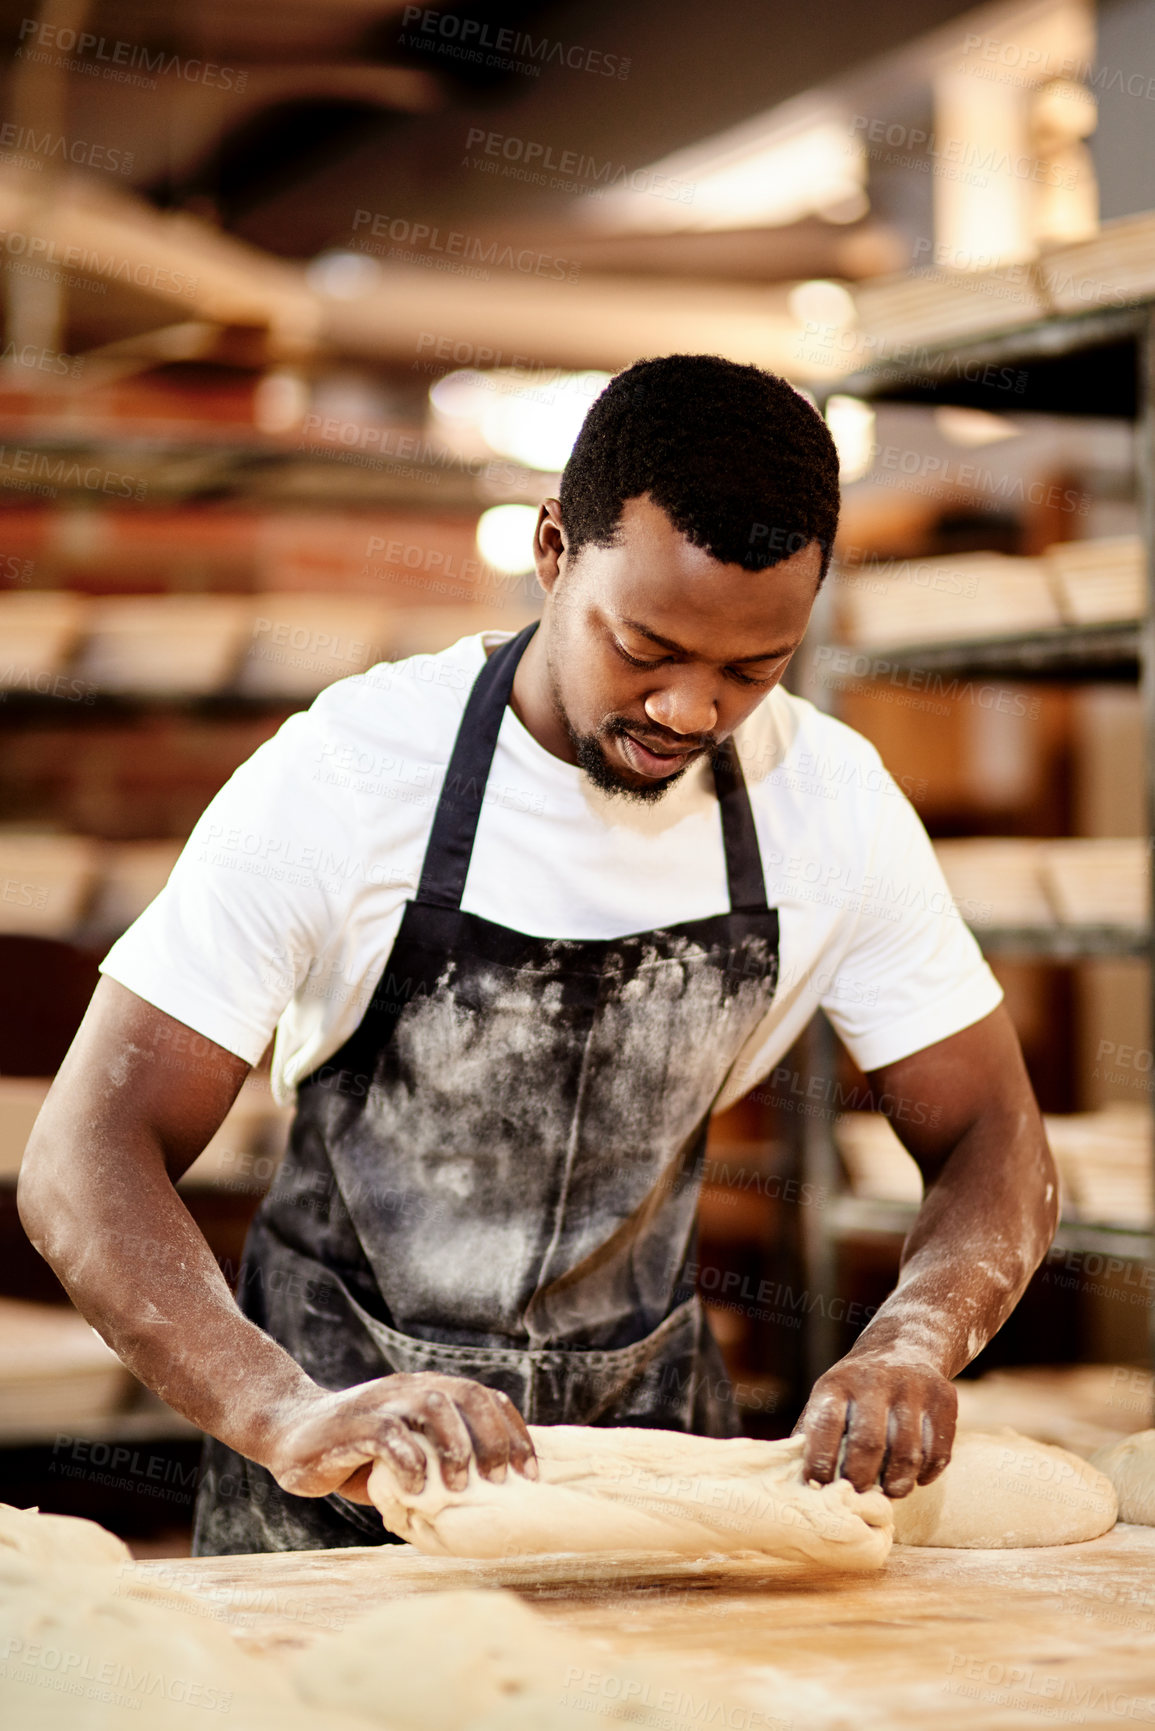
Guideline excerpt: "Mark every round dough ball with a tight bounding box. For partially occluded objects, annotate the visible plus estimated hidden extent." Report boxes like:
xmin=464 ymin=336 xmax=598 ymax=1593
xmin=1091 ymin=1430 xmax=1155 ymax=1524
xmin=892 ymin=1429 xmax=1117 ymax=1548
xmin=293 ymin=1588 xmax=583 ymax=1731
xmin=0 ymin=1502 xmax=131 ymax=1567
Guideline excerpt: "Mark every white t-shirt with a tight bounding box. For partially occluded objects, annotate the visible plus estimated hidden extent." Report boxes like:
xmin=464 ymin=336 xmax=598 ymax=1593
xmin=100 ymin=633 xmax=1002 ymax=1111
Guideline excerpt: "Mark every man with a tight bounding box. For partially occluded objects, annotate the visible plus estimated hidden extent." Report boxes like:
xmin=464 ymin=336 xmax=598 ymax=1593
xmin=19 ymin=355 xmax=1058 ymax=1556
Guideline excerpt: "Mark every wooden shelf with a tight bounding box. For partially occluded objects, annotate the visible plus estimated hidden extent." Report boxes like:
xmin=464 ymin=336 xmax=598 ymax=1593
xmin=827 ymin=304 xmax=1149 ymax=418
xmin=975 ymin=923 xmax=1151 ymax=960
xmin=826 ymin=621 xmax=1141 ymax=683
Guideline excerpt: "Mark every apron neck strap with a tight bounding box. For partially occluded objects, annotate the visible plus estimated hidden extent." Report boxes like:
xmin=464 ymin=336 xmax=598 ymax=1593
xmin=416 ymin=621 xmax=769 ymax=916
xmin=417 ymin=624 xmax=537 ymax=910
xmin=710 ymin=738 xmax=769 ymax=914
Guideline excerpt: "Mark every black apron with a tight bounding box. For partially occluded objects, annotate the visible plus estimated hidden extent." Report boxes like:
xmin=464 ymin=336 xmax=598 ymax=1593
xmin=193 ymin=624 xmax=780 ymax=1554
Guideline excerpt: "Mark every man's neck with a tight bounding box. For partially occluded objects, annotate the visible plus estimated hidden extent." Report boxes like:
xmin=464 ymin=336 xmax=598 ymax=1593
xmin=507 ymin=622 xmax=578 ymax=767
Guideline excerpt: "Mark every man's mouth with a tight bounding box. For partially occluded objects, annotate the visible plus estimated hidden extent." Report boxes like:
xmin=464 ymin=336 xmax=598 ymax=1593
xmin=616 ymin=728 xmax=706 ymax=780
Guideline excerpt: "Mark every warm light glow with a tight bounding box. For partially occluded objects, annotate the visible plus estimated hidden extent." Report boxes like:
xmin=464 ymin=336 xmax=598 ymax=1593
xmin=476 ymin=504 xmax=538 ymax=574
xmin=431 ymin=369 xmax=611 ymax=471
xmin=825 ymin=395 xmax=875 ymax=482
xmin=253 ymin=369 xmax=309 ymax=434
xmin=577 ymin=98 xmax=867 ymax=233
xmin=935 ymin=407 xmax=1021 ymax=447
xmin=788 ymin=280 xmax=857 ymax=328
xmin=305 ymin=250 xmax=383 ymax=299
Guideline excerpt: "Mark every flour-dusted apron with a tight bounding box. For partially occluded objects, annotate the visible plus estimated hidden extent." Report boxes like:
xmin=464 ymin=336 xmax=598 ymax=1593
xmin=193 ymin=625 xmax=781 ymax=1554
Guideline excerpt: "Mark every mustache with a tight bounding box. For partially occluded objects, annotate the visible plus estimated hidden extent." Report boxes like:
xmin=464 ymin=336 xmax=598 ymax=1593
xmin=603 ymin=717 xmax=719 ymax=755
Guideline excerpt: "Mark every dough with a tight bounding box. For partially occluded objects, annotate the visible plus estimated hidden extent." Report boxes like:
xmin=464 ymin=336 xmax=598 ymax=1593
xmin=296 ymin=1587 xmax=595 ymax=1730
xmin=368 ymin=1425 xmax=894 ymax=1570
xmin=0 ymin=1501 xmax=132 ymax=1567
xmin=892 ymin=1429 xmax=1118 ymax=1547
xmin=1091 ymin=1430 xmax=1155 ymax=1523
xmin=294 ymin=1585 xmax=760 ymax=1731
xmin=0 ymin=1541 xmax=371 ymax=1730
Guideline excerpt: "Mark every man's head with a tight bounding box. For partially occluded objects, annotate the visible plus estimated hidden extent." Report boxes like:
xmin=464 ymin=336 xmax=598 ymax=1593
xmin=533 ymin=353 xmax=840 ymax=803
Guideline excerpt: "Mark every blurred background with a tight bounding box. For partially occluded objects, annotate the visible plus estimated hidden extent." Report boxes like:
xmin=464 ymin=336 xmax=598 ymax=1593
xmin=2 ymin=0 xmax=1155 ymax=1553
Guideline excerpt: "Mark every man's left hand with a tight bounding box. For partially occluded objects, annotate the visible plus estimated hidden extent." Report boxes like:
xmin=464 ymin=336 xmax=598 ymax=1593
xmin=795 ymin=1353 xmax=957 ymax=1498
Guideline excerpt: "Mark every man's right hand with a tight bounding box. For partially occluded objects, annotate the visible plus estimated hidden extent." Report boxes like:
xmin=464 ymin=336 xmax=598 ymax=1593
xmin=265 ymin=1373 xmax=539 ymax=1504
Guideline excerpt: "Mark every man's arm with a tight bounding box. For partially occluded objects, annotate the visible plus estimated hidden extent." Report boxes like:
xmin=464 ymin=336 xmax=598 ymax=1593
xmin=17 ymin=978 xmax=535 ymax=1500
xmin=798 ymin=1003 xmax=1059 ymax=1497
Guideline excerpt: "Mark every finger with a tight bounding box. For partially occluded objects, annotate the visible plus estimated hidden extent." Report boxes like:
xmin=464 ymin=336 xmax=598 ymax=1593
xmin=840 ymin=1395 xmax=891 ymax=1494
xmin=880 ymin=1404 xmax=925 ymax=1499
xmin=278 ymin=1412 xmax=427 ymax=1499
xmin=454 ymin=1384 xmax=513 ymax=1483
xmin=799 ymin=1388 xmax=851 ymax=1484
xmin=367 ymin=1415 xmax=430 ymax=1497
xmin=493 ymin=1388 xmax=538 ymax=1480
xmin=408 ymin=1388 xmax=476 ymax=1491
xmin=916 ymin=1403 xmax=956 ymax=1486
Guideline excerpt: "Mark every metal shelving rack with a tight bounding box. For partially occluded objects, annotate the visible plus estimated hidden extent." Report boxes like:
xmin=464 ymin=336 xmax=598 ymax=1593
xmin=804 ymin=299 xmax=1155 ymax=1385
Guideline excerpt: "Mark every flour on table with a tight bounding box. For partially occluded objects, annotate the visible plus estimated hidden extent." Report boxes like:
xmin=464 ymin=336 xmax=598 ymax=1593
xmin=367 ymin=1426 xmax=894 ymax=1569
xmin=1090 ymin=1430 xmax=1155 ymax=1524
xmin=892 ymin=1429 xmax=1118 ymax=1547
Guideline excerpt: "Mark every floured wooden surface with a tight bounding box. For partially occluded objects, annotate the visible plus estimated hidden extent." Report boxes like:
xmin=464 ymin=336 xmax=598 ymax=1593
xmin=138 ymin=1526 xmax=1155 ymax=1730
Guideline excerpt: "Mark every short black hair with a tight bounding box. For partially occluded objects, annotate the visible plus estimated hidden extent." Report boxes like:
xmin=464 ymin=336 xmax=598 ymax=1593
xmin=558 ymin=353 xmax=840 ymax=577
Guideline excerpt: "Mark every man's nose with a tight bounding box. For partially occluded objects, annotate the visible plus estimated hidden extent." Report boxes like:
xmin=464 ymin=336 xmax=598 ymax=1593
xmin=644 ymin=673 xmax=718 ymax=739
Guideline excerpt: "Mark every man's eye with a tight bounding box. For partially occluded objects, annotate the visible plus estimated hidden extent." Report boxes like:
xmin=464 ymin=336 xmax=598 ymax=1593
xmin=613 ymin=640 xmax=666 ymax=670
xmin=728 ymin=667 xmax=776 ymax=687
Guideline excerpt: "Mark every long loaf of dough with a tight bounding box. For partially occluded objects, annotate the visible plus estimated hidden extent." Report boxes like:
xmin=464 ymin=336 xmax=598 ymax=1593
xmin=368 ymin=1426 xmax=895 ymax=1569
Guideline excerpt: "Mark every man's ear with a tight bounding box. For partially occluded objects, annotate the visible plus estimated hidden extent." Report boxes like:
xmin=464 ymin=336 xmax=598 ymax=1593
xmin=534 ymin=498 xmax=566 ymax=595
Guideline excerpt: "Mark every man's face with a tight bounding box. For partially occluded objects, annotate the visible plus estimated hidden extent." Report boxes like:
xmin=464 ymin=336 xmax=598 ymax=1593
xmin=533 ymin=494 xmax=822 ymax=802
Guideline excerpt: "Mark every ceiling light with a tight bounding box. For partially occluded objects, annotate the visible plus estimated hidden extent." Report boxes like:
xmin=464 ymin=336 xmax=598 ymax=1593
xmin=935 ymin=407 xmax=1021 ymax=447
xmin=825 ymin=395 xmax=875 ymax=482
xmin=477 ymin=504 xmax=538 ymax=575
xmin=787 ymin=280 xmax=857 ymax=328
xmin=431 ymin=369 xmax=611 ymax=472
xmin=577 ymin=95 xmax=867 ymax=233
xmin=305 ymin=250 xmax=383 ymax=299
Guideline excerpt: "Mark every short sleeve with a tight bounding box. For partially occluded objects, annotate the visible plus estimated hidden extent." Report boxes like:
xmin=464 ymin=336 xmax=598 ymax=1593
xmin=99 ymin=709 xmax=341 ymax=1064
xmin=821 ymin=784 xmax=1004 ymax=1074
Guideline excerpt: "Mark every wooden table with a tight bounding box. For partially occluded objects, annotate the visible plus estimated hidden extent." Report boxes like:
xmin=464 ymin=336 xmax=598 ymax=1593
xmin=137 ymin=1529 xmax=1155 ymax=1729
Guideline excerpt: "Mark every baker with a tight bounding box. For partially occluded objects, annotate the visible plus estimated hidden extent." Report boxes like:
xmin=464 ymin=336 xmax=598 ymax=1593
xmin=20 ymin=355 xmax=1058 ymax=1555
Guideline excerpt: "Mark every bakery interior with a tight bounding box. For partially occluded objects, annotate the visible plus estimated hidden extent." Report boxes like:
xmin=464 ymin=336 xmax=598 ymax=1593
xmin=4 ymin=0 xmax=1155 ymax=1721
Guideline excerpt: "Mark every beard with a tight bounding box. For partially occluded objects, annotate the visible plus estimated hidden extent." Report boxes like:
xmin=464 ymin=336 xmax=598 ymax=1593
xmin=543 ymin=607 xmax=716 ymax=803
xmin=550 ymin=683 xmax=715 ymax=804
